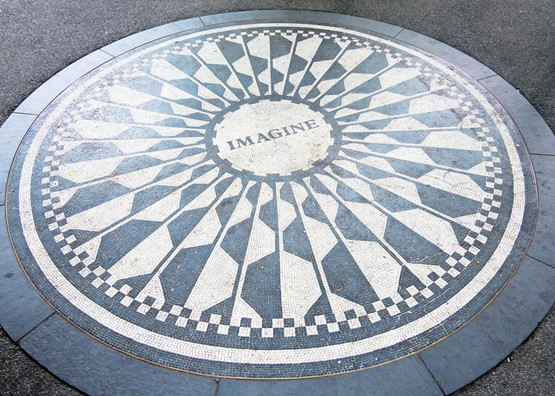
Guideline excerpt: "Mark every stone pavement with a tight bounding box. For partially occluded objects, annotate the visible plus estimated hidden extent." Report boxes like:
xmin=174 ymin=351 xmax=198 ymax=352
xmin=0 ymin=1 xmax=554 ymax=395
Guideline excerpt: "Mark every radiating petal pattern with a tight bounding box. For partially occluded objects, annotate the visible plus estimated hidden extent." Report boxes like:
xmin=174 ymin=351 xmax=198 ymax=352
xmin=8 ymin=23 xmax=533 ymax=378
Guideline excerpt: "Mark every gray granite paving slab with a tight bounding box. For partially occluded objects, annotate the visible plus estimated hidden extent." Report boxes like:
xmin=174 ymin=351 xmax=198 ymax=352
xmin=0 ymin=210 xmax=53 ymax=341
xmin=15 ymin=50 xmax=113 ymax=116
xmin=301 ymin=11 xmax=403 ymax=37
xmin=421 ymin=256 xmax=555 ymax=395
xmin=0 ymin=113 xmax=36 ymax=198
xmin=218 ymin=355 xmax=443 ymax=396
xmin=480 ymin=75 xmax=555 ymax=156
xmin=527 ymin=154 xmax=555 ymax=268
xmin=101 ymin=17 xmax=204 ymax=57
xmin=20 ymin=314 xmax=216 ymax=396
xmin=395 ymin=29 xmax=496 ymax=81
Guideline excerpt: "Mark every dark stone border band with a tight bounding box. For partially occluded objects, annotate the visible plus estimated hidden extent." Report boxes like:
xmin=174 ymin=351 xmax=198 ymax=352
xmin=1 ymin=10 xmax=553 ymax=395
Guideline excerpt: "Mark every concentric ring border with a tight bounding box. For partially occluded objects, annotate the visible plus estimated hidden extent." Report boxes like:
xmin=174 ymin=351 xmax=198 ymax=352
xmin=4 ymin=20 xmax=535 ymax=374
xmin=0 ymin=11 xmax=553 ymax=395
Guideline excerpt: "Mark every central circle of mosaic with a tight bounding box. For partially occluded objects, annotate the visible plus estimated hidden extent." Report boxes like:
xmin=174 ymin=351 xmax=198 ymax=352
xmin=214 ymin=100 xmax=333 ymax=176
xmin=6 ymin=23 xmax=534 ymax=378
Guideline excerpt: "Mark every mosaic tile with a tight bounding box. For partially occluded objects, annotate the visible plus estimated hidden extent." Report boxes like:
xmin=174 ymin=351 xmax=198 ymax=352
xmin=5 ymin=22 xmax=537 ymax=378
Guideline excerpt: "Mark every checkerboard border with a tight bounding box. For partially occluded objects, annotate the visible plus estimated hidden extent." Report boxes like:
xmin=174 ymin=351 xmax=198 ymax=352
xmin=39 ymin=26 xmax=503 ymax=339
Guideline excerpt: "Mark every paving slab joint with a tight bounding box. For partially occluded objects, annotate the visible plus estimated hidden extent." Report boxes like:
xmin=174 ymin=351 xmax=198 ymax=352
xmin=527 ymin=254 xmax=555 ymax=270
xmin=393 ymin=28 xmax=406 ymax=38
xmin=11 ymin=111 xmax=40 ymax=116
xmin=17 ymin=312 xmax=56 ymax=344
xmin=530 ymin=153 xmax=555 ymax=158
xmin=418 ymin=355 xmax=447 ymax=396
xmin=98 ymin=49 xmax=116 ymax=59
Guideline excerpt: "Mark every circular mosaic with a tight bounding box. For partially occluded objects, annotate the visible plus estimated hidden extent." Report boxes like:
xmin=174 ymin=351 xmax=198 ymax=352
xmin=6 ymin=22 xmax=536 ymax=378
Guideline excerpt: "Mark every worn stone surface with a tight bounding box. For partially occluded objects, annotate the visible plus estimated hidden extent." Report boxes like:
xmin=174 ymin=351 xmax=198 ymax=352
xmin=4 ymin=20 xmax=537 ymax=379
xmin=0 ymin=1 xmax=553 ymax=394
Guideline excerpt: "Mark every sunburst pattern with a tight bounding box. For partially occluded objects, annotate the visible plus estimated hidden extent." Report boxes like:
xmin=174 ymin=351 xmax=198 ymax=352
xmin=8 ymin=23 xmax=528 ymax=377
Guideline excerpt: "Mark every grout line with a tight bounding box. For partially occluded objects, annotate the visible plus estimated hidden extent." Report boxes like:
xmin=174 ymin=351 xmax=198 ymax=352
xmin=17 ymin=312 xmax=56 ymax=344
xmin=13 ymin=111 xmax=39 ymax=116
xmin=527 ymin=254 xmax=555 ymax=270
xmin=393 ymin=28 xmax=405 ymax=38
xmin=530 ymin=152 xmax=555 ymax=157
xmin=418 ymin=354 xmax=447 ymax=395
xmin=101 ymin=48 xmax=117 ymax=57
xmin=98 ymin=49 xmax=116 ymax=58
xmin=477 ymin=71 xmax=498 ymax=81
xmin=477 ymin=73 xmax=499 ymax=82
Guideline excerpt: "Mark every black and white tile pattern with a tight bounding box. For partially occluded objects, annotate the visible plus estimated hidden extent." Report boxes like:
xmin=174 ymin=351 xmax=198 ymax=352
xmin=6 ymin=23 xmax=536 ymax=378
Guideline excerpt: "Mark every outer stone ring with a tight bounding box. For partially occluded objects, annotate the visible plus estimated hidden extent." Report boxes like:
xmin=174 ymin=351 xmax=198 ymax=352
xmin=1 ymin=12 xmax=552 ymax=393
